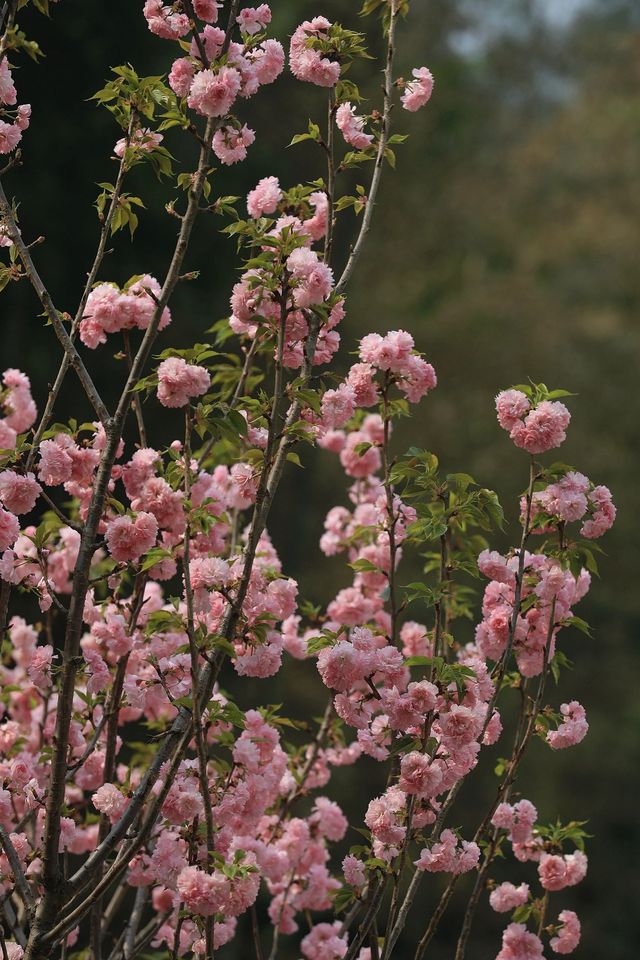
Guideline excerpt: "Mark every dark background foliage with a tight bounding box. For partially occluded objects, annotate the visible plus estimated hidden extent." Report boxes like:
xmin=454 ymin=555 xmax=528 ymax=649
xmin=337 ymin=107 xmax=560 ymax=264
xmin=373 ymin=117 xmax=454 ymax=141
xmin=2 ymin=1 xmax=639 ymax=956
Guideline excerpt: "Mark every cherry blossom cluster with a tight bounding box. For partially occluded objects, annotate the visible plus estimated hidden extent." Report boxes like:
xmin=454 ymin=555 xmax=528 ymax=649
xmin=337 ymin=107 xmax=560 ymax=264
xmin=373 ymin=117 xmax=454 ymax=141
xmin=79 ymin=275 xmax=171 ymax=349
xmin=0 ymin=2 xmax=616 ymax=958
xmin=0 ymin=57 xmax=31 ymax=155
xmin=489 ymin=799 xmax=588 ymax=957
xmin=147 ymin=1 xmax=284 ymax=167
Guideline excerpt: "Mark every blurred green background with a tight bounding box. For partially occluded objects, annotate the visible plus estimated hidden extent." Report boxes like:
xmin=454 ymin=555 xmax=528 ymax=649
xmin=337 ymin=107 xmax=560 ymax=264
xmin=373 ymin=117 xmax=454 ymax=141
xmin=2 ymin=0 xmax=639 ymax=956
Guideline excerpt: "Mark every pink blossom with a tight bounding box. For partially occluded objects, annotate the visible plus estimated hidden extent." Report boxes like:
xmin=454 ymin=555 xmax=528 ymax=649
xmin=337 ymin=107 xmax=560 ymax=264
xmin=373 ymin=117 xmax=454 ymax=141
xmin=143 ymin=0 xmax=190 ymax=39
xmin=508 ymin=401 xmax=571 ymax=455
xmin=359 ymin=330 xmax=415 ymax=372
xmin=212 ymin=124 xmax=256 ymax=164
xmin=0 ymin=508 xmax=19 ymax=551
xmin=27 ymin=644 xmax=53 ymax=688
xmin=336 ymin=102 xmax=373 ymax=149
xmin=92 ymin=784 xmax=128 ymax=823
xmin=193 ymin=0 xmax=220 ymax=22
xmin=286 ymin=248 xmax=334 ymax=307
xmin=105 ymin=512 xmax=158 ymax=563
xmin=496 ymin=923 xmax=544 ymax=960
xmin=301 ymin=921 xmax=347 ymax=960
xmin=547 ymin=701 xmax=588 ymax=749
xmin=538 ymin=853 xmax=568 ymax=891
xmin=176 ymin=865 xmax=228 ymax=916
xmin=250 ymin=38 xmax=285 ymax=86
xmin=401 ymin=67 xmax=435 ymax=112
xmin=496 ymin=389 xmax=531 ymax=430
xmin=0 ymin=471 xmax=40 ymax=514
xmin=290 ymin=18 xmax=340 ymax=88
xmin=2 ymin=369 xmax=37 ymax=433
xmin=114 ymin=127 xmax=162 ymax=158
xmin=342 ymin=854 xmax=366 ymax=887
xmin=168 ymin=57 xmax=195 ymax=97
xmin=310 ymin=797 xmax=347 ymax=841
xmin=0 ymin=60 xmax=17 ymax=105
xmin=321 ymin=384 xmax=356 ymax=430
xmin=157 ymin=357 xmax=211 ymax=408
xmin=237 ymin=4 xmax=271 ymax=35
xmin=0 ymin=120 xmax=22 ymax=154
xmin=581 ymin=485 xmax=616 ymax=539
xmin=398 ymin=355 xmax=437 ymax=403
xmin=489 ymin=882 xmax=530 ymax=913
xmin=187 ymin=66 xmax=241 ymax=118
xmin=399 ymin=751 xmax=443 ymax=798
xmin=550 ymin=910 xmax=581 ymax=955
xmin=247 ymin=175 xmax=282 ymax=219
xmin=346 ymin=362 xmax=379 ymax=407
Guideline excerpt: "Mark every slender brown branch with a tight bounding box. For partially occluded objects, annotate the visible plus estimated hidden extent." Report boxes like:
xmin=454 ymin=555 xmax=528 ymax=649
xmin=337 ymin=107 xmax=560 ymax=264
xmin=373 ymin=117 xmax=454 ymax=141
xmin=335 ymin=0 xmax=398 ymax=295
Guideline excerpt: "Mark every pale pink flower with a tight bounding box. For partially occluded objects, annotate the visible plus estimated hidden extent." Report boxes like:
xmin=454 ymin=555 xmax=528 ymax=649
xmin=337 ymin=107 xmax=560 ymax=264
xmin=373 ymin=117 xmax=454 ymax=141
xmin=496 ymin=923 xmax=544 ymax=960
xmin=336 ymin=102 xmax=373 ymax=149
xmin=187 ymin=66 xmax=241 ymax=118
xmin=0 ymin=471 xmax=40 ymax=514
xmin=143 ymin=0 xmax=190 ymax=39
xmin=547 ymin=701 xmax=588 ymax=749
xmin=0 ymin=507 xmax=19 ymax=551
xmin=105 ymin=512 xmax=158 ymax=563
xmin=193 ymin=0 xmax=220 ymax=22
xmin=157 ymin=357 xmax=211 ymax=408
xmin=290 ymin=18 xmax=340 ymax=88
xmin=168 ymin=57 xmax=195 ymax=97
xmin=27 ymin=645 xmax=53 ymax=688
xmin=237 ymin=4 xmax=271 ymax=35
xmin=212 ymin=124 xmax=256 ymax=164
xmin=92 ymin=784 xmax=128 ymax=823
xmin=401 ymin=67 xmax=435 ymax=112
xmin=247 ymin=175 xmax=282 ymax=219
xmin=489 ymin=882 xmax=530 ymax=913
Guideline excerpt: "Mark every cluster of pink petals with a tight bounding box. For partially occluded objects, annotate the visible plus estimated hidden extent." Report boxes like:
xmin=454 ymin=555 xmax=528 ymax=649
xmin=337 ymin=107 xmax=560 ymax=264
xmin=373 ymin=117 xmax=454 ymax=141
xmin=0 ymin=507 xmax=20 ymax=551
xmin=0 ymin=60 xmax=31 ymax=155
xmin=550 ymin=910 xmax=581 ymax=955
xmin=401 ymin=66 xmax=435 ymax=112
xmin=0 ymin=471 xmax=41 ymax=514
xmin=538 ymin=850 xmax=588 ymax=891
xmin=247 ymin=175 xmax=282 ymax=218
xmin=547 ymin=701 xmax=588 ymax=749
xmin=286 ymin=247 xmax=334 ymax=308
xmin=289 ymin=17 xmax=340 ymax=87
xmin=414 ymin=829 xmax=480 ymax=875
xmin=527 ymin=471 xmax=616 ymax=540
xmin=114 ymin=127 xmax=163 ymax=158
xmin=496 ymin=390 xmax=571 ymax=455
xmin=492 ymin=800 xmax=538 ymax=843
xmin=301 ymin=921 xmax=347 ymax=960
xmin=156 ymin=357 xmax=210 ymax=408
xmin=105 ymin=511 xmax=158 ymax=563
xmin=237 ymin=4 xmax=271 ymax=35
xmin=80 ymin=276 xmax=171 ymax=349
xmin=212 ymin=123 xmax=255 ymax=164
xmin=475 ymin=550 xmax=591 ymax=676
xmin=489 ymin=881 xmax=530 ymax=913
xmin=143 ymin=0 xmax=190 ymax=39
xmin=358 ymin=330 xmax=437 ymax=403
xmin=0 ymin=368 xmax=37 ymax=449
xmin=165 ymin=18 xmax=284 ymax=140
xmin=187 ymin=65 xmax=241 ymax=117
xmin=336 ymin=102 xmax=373 ymax=149
xmin=496 ymin=923 xmax=545 ymax=960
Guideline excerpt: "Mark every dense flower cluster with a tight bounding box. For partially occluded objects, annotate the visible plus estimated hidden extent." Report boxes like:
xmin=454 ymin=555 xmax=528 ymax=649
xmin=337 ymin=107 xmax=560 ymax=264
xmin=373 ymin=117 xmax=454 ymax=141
xmin=0 ymin=58 xmax=31 ymax=154
xmin=0 ymin=2 xmax=614 ymax=959
xmin=79 ymin=275 xmax=171 ymax=349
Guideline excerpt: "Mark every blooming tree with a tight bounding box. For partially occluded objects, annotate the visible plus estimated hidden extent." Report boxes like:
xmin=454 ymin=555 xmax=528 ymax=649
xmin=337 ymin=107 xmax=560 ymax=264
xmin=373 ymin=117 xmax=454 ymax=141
xmin=0 ymin=2 xmax=616 ymax=960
